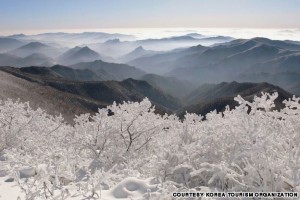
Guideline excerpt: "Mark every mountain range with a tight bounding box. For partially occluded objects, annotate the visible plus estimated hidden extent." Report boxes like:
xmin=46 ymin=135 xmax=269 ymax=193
xmin=0 ymin=65 xmax=294 ymax=122
xmin=0 ymin=66 xmax=181 ymax=120
xmin=128 ymin=44 xmax=209 ymax=74
xmin=88 ymin=35 xmax=233 ymax=58
xmin=128 ymin=37 xmax=300 ymax=95
xmin=5 ymin=32 xmax=137 ymax=47
xmin=177 ymin=81 xmax=293 ymax=117
xmin=70 ymin=60 xmax=145 ymax=81
xmin=0 ymin=33 xmax=234 ymax=67
xmin=0 ymin=32 xmax=299 ymax=121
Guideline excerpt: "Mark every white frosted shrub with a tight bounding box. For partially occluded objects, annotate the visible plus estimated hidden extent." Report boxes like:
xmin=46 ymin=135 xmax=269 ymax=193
xmin=0 ymin=93 xmax=300 ymax=199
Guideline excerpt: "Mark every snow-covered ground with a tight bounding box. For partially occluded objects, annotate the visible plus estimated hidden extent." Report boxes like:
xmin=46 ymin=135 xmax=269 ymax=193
xmin=0 ymin=175 xmax=218 ymax=199
xmin=0 ymin=176 xmax=162 ymax=200
xmin=0 ymin=176 xmax=23 ymax=200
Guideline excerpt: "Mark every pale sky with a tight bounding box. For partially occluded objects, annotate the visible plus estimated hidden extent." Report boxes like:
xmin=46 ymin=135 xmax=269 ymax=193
xmin=0 ymin=0 xmax=299 ymax=34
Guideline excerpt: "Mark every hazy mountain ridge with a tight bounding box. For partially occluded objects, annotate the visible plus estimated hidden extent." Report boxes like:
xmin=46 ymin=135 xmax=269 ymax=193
xmin=0 ymin=37 xmax=25 ymax=53
xmin=4 ymin=32 xmax=137 ymax=47
xmin=0 ymin=66 xmax=181 ymax=115
xmin=127 ymin=37 xmax=300 ymax=81
xmin=0 ymin=32 xmax=234 ymax=67
xmin=0 ymin=53 xmax=54 ymax=67
xmin=118 ymin=46 xmax=160 ymax=63
xmin=0 ymin=62 xmax=141 ymax=82
xmin=57 ymin=46 xmax=102 ymax=65
xmin=88 ymin=35 xmax=233 ymax=58
xmin=178 ymin=81 xmax=293 ymax=117
xmin=8 ymin=41 xmax=63 ymax=58
xmin=126 ymin=37 xmax=300 ymax=95
xmin=138 ymin=73 xmax=197 ymax=99
xmin=70 ymin=60 xmax=145 ymax=81
xmin=168 ymin=38 xmax=300 ymax=75
xmin=128 ymin=44 xmax=209 ymax=74
xmin=0 ymin=66 xmax=295 ymax=120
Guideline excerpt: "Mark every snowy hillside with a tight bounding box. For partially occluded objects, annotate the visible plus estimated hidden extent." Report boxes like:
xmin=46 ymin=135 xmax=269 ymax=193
xmin=0 ymin=93 xmax=300 ymax=199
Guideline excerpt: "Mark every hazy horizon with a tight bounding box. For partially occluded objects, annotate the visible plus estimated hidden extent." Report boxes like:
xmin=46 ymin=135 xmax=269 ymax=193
xmin=1 ymin=28 xmax=300 ymax=41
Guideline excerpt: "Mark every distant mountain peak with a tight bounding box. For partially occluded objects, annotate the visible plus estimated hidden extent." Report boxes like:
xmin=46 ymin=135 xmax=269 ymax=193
xmin=10 ymin=34 xmax=26 ymax=37
xmin=57 ymin=46 xmax=101 ymax=65
xmin=185 ymin=33 xmax=205 ymax=38
xmin=118 ymin=45 xmax=159 ymax=63
xmin=7 ymin=41 xmax=61 ymax=58
xmin=252 ymin=37 xmax=271 ymax=42
xmin=72 ymin=46 xmax=82 ymax=50
xmin=80 ymin=46 xmax=91 ymax=51
xmin=63 ymin=46 xmax=98 ymax=55
xmin=51 ymin=64 xmax=66 ymax=69
xmin=23 ymin=42 xmax=48 ymax=48
xmin=169 ymin=35 xmax=196 ymax=40
xmin=7 ymin=34 xmax=27 ymax=39
xmin=92 ymin=59 xmax=105 ymax=64
xmin=104 ymin=39 xmax=121 ymax=44
xmin=133 ymin=46 xmax=146 ymax=52
xmin=76 ymin=46 xmax=98 ymax=54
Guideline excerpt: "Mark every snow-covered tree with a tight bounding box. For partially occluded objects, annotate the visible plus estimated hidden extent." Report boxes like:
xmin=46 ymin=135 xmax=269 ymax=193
xmin=1 ymin=93 xmax=300 ymax=199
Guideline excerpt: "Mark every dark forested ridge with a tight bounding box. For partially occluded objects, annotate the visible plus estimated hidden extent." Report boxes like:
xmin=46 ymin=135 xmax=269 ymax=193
xmin=0 ymin=66 xmax=295 ymax=121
